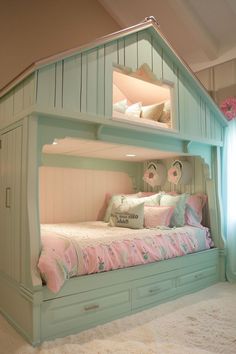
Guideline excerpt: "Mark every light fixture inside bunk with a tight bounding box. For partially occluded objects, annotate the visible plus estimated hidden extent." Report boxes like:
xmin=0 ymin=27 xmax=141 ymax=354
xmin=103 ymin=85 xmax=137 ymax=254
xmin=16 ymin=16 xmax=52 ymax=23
xmin=168 ymin=160 xmax=192 ymax=185
xmin=126 ymin=153 xmax=136 ymax=157
xmin=143 ymin=161 xmax=166 ymax=187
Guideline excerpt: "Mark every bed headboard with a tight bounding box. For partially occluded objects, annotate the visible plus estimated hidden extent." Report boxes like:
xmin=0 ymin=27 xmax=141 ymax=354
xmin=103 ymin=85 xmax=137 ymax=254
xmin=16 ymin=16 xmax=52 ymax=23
xmin=39 ymin=166 xmax=134 ymax=223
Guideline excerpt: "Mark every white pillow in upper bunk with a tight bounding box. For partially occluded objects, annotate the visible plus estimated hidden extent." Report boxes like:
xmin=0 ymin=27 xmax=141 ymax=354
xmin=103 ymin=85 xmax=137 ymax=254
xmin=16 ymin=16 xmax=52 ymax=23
xmin=141 ymin=102 xmax=164 ymax=121
xmin=109 ymin=200 xmax=144 ymax=229
xmin=125 ymin=102 xmax=142 ymax=117
xmin=113 ymin=99 xmax=128 ymax=113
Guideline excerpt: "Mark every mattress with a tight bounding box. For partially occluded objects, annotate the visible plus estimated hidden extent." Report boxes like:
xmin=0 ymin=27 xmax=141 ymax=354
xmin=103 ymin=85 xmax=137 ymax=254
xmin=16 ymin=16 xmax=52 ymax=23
xmin=38 ymin=221 xmax=212 ymax=293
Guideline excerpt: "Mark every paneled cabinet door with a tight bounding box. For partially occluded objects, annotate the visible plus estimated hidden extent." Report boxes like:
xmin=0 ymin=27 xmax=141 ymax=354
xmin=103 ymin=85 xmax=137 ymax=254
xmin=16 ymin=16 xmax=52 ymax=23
xmin=0 ymin=126 xmax=22 ymax=282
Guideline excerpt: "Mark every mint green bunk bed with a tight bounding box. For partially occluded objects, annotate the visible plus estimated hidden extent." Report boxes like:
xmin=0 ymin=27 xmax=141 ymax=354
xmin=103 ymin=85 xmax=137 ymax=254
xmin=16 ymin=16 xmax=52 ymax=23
xmin=0 ymin=18 xmax=227 ymax=345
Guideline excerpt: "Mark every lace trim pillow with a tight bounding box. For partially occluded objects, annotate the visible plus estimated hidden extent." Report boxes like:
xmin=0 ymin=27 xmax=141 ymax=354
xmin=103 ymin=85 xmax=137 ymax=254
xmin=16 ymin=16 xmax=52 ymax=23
xmin=109 ymin=200 xmax=144 ymax=229
xmin=160 ymin=193 xmax=188 ymax=227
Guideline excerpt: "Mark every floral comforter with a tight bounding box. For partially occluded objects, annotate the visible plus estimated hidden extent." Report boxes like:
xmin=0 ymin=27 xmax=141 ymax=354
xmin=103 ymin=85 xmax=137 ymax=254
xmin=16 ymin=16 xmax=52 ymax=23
xmin=38 ymin=221 xmax=212 ymax=293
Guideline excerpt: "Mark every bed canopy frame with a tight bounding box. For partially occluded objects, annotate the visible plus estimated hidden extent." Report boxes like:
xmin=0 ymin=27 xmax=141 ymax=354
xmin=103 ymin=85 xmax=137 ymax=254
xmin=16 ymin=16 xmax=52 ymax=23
xmin=0 ymin=18 xmax=227 ymax=344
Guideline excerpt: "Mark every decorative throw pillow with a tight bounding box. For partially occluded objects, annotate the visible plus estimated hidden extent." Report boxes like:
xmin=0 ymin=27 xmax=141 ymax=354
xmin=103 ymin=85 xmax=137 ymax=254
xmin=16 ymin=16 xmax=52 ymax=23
xmin=160 ymin=193 xmax=188 ymax=227
xmin=144 ymin=206 xmax=174 ymax=228
xmin=140 ymin=193 xmax=162 ymax=205
xmin=109 ymin=200 xmax=144 ymax=229
xmin=159 ymin=100 xmax=171 ymax=124
xmin=185 ymin=193 xmax=207 ymax=226
xmin=103 ymin=193 xmax=139 ymax=222
xmin=125 ymin=102 xmax=142 ymax=117
xmin=141 ymin=102 xmax=164 ymax=121
xmin=113 ymin=99 xmax=128 ymax=113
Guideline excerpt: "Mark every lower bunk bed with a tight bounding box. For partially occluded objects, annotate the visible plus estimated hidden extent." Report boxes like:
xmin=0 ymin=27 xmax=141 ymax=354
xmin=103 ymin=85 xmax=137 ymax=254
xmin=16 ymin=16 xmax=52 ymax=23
xmin=38 ymin=220 xmax=220 ymax=343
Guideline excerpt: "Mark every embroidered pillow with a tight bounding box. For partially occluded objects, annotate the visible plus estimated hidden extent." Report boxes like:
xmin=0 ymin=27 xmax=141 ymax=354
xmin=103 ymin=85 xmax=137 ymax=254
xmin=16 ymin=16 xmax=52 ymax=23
xmin=141 ymin=102 xmax=164 ymax=121
xmin=113 ymin=99 xmax=128 ymax=113
xmin=144 ymin=206 xmax=174 ymax=228
xmin=109 ymin=200 xmax=144 ymax=229
xmin=185 ymin=193 xmax=207 ymax=226
xmin=103 ymin=193 xmax=139 ymax=222
xmin=160 ymin=193 xmax=188 ymax=227
xmin=125 ymin=102 xmax=142 ymax=118
xmin=126 ymin=193 xmax=161 ymax=207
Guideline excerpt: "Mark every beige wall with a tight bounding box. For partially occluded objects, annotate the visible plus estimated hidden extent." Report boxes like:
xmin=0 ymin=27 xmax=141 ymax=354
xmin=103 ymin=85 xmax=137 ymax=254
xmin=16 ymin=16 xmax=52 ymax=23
xmin=0 ymin=0 xmax=120 ymax=90
xmin=196 ymin=59 xmax=236 ymax=105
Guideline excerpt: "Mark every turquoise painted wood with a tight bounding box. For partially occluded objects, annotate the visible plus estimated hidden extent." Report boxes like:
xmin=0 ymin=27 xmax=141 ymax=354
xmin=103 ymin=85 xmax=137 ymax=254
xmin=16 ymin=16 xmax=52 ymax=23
xmin=0 ymin=21 xmax=227 ymax=346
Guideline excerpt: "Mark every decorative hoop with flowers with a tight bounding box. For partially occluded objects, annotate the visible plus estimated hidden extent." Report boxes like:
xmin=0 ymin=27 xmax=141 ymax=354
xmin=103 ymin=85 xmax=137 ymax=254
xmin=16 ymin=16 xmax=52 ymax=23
xmin=143 ymin=162 xmax=166 ymax=188
xmin=220 ymin=97 xmax=236 ymax=120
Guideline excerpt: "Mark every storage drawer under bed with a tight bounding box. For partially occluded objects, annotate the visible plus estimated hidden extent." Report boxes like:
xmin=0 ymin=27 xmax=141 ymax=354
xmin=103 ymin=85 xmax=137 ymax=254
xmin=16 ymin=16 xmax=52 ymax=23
xmin=41 ymin=283 xmax=131 ymax=340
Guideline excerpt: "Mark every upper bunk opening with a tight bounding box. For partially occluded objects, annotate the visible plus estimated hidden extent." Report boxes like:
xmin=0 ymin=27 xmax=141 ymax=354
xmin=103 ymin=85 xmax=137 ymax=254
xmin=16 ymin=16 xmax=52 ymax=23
xmin=112 ymin=64 xmax=175 ymax=131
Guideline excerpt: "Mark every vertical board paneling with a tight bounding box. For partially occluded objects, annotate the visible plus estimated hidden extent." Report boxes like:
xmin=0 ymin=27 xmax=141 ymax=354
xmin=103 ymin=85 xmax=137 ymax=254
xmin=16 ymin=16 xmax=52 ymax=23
xmin=97 ymin=46 xmax=105 ymax=116
xmin=87 ymin=49 xmax=98 ymax=114
xmin=5 ymin=93 xmax=14 ymax=124
xmin=13 ymin=83 xmax=24 ymax=115
xmin=63 ymin=55 xmax=81 ymax=111
xmin=118 ymin=39 xmax=125 ymax=66
xmin=39 ymin=167 xmax=133 ymax=223
xmin=81 ymin=53 xmax=87 ymax=112
xmin=23 ymin=74 xmax=35 ymax=109
xmin=55 ymin=61 xmax=63 ymax=109
xmin=152 ymin=37 xmax=163 ymax=80
xmin=37 ymin=64 xmax=56 ymax=108
xmin=104 ymin=41 xmax=118 ymax=117
xmin=124 ymin=34 xmax=138 ymax=70
xmin=137 ymin=31 xmax=152 ymax=69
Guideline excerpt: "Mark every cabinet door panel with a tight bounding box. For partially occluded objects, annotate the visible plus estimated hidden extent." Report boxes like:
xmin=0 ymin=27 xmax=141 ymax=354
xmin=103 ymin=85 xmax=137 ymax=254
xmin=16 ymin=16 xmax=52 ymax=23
xmin=0 ymin=126 xmax=22 ymax=282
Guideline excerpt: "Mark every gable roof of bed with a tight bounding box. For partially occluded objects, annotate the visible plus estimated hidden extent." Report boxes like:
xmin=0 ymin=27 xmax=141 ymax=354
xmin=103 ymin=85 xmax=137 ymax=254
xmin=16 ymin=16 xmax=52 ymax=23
xmin=0 ymin=17 xmax=228 ymax=147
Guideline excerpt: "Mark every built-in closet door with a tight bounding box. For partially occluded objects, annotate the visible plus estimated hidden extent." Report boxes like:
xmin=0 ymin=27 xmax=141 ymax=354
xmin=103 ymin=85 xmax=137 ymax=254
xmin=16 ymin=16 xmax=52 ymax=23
xmin=0 ymin=126 xmax=22 ymax=282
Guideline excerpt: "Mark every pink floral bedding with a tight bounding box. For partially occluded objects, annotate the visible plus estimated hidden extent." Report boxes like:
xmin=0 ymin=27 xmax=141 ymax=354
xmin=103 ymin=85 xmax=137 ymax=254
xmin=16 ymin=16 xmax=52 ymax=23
xmin=38 ymin=222 xmax=212 ymax=293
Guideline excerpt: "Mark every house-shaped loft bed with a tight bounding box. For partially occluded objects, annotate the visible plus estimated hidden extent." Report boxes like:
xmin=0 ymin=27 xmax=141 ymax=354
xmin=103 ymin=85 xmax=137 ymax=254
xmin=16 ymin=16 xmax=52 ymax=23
xmin=0 ymin=18 xmax=228 ymax=345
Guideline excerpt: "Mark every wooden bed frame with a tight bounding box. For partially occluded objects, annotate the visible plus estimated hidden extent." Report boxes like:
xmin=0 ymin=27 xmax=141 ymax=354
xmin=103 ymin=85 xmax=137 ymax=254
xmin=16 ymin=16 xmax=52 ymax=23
xmin=0 ymin=18 xmax=227 ymax=345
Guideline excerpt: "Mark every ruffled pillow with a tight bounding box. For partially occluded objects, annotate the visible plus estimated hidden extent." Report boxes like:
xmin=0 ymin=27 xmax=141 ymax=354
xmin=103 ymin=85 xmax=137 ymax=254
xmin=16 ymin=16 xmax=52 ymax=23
xmin=109 ymin=200 xmax=144 ymax=229
xmin=185 ymin=193 xmax=207 ymax=226
xmin=144 ymin=206 xmax=174 ymax=228
xmin=160 ymin=193 xmax=188 ymax=227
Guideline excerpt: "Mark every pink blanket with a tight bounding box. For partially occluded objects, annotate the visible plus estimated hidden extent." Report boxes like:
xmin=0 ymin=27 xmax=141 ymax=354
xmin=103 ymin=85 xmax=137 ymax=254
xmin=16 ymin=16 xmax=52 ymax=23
xmin=38 ymin=221 xmax=211 ymax=293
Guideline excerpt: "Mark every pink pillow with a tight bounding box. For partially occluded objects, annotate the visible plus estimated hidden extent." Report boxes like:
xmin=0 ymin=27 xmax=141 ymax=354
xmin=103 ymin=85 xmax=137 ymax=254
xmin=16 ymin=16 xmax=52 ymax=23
xmin=185 ymin=193 xmax=207 ymax=226
xmin=144 ymin=206 xmax=174 ymax=228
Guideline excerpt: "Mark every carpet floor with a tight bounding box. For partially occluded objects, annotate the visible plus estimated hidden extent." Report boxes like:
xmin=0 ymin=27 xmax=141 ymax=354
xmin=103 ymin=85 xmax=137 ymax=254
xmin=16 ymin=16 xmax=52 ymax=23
xmin=1 ymin=282 xmax=236 ymax=354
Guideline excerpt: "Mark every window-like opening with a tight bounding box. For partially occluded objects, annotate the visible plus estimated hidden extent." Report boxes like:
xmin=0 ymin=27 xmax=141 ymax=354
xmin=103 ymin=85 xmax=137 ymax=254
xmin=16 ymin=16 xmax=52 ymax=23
xmin=112 ymin=64 xmax=175 ymax=130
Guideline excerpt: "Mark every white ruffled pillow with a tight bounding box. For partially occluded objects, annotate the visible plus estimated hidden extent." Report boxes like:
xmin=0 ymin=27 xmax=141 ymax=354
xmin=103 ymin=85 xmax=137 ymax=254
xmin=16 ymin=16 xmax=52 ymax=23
xmin=113 ymin=99 xmax=128 ymax=113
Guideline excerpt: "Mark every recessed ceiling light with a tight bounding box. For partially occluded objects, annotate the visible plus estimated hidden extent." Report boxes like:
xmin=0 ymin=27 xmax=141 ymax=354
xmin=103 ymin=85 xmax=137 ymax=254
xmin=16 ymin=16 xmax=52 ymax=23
xmin=126 ymin=154 xmax=136 ymax=157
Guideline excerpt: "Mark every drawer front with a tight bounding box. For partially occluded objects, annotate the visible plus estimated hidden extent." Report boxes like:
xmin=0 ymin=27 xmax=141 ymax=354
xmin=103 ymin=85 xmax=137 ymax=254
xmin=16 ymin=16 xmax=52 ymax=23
xmin=178 ymin=265 xmax=217 ymax=286
xmin=41 ymin=284 xmax=131 ymax=340
xmin=132 ymin=275 xmax=175 ymax=310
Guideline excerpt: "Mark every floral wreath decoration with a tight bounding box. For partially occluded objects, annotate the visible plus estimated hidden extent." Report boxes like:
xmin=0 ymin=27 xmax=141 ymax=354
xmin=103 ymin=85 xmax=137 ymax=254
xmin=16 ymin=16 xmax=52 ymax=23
xmin=143 ymin=162 xmax=166 ymax=187
xmin=220 ymin=97 xmax=236 ymax=120
xmin=168 ymin=162 xmax=182 ymax=185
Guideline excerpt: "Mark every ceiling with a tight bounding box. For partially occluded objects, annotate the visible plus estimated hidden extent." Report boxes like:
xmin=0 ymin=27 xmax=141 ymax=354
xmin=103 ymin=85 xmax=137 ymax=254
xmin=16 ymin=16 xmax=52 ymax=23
xmin=99 ymin=0 xmax=236 ymax=72
xmin=43 ymin=138 xmax=179 ymax=161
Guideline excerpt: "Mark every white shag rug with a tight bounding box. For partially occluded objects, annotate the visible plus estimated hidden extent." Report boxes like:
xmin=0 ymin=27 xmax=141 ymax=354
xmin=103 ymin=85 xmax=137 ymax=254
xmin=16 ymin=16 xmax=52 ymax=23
xmin=1 ymin=282 xmax=236 ymax=354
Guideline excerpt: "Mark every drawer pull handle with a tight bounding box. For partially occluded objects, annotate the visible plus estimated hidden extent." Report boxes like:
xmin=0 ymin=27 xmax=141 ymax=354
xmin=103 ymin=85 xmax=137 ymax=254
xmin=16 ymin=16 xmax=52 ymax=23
xmin=84 ymin=304 xmax=99 ymax=311
xmin=149 ymin=287 xmax=161 ymax=294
